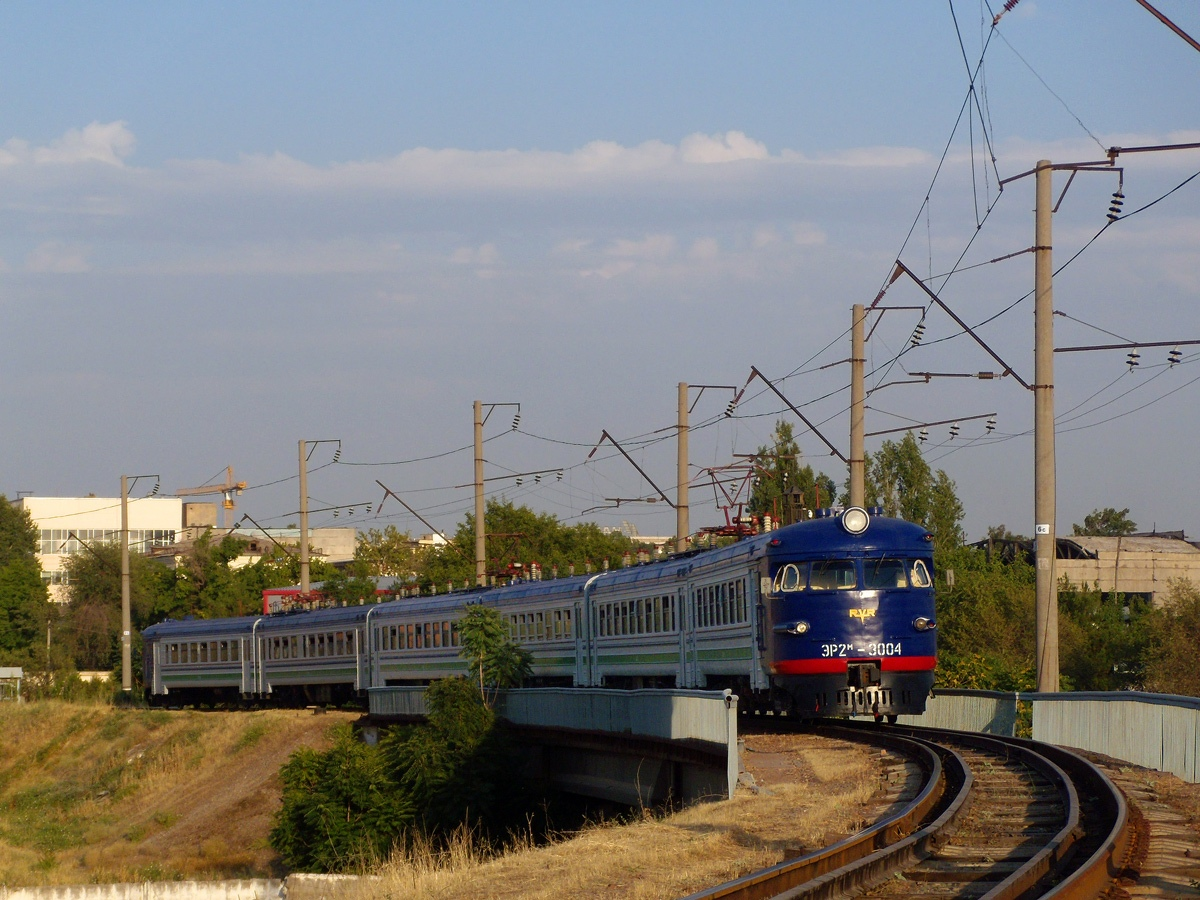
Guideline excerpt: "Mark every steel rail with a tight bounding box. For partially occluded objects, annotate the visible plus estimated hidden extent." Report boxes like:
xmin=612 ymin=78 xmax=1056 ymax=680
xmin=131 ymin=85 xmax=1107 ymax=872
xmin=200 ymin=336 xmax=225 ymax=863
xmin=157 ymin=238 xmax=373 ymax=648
xmin=682 ymin=728 xmax=970 ymax=900
xmin=688 ymin=721 xmax=1130 ymax=900
xmin=861 ymin=722 xmax=1130 ymax=900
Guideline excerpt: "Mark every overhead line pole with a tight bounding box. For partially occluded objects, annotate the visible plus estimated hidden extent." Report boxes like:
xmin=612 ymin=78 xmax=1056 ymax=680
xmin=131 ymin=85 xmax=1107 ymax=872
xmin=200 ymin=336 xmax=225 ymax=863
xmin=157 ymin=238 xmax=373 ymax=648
xmin=850 ymin=305 xmax=867 ymax=507
xmin=677 ymin=382 xmax=689 ymax=553
xmin=1034 ymin=159 xmax=1059 ymax=693
xmin=474 ymin=401 xmax=486 ymax=586
xmin=299 ymin=440 xmax=310 ymax=596
xmin=120 ymin=475 xmax=131 ymax=694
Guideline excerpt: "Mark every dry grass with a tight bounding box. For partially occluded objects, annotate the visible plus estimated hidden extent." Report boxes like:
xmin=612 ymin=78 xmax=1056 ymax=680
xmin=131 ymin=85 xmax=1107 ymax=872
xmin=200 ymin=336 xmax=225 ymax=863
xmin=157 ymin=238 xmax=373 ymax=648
xmin=0 ymin=701 xmax=357 ymax=887
xmin=353 ymin=734 xmax=880 ymax=900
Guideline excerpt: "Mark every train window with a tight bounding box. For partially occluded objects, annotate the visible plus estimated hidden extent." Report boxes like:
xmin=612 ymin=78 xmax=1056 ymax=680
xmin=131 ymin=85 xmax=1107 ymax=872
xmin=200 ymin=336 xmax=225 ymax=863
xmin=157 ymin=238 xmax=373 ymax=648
xmin=231 ymin=641 xmax=240 ymax=662
xmin=442 ymin=621 xmax=451 ymax=647
xmin=909 ymin=560 xmax=932 ymax=588
xmin=774 ymin=564 xmax=805 ymax=593
xmin=219 ymin=642 xmax=228 ymax=662
xmin=451 ymin=621 xmax=460 ymax=647
xmin=334 ymin=632 xmax=344 ymax=655
xmin=291 ymin=636 xmax=300 ymax=658
xmin=865 ymin=558 xmax=908 ymax=589
xmin=169 ymin=644 xmax=178 ymax=664
xmin=199 ymin=642 xmax=209 ymax=663
xmin=735 ymin=580 xmax=747 ymax=622
xmin=404 ymin=624 xmax=413 ymax=649
xmin=433 ymin=622 xmax=442 ymax=648
xmin=810 ymin=560 xmax=858 ymax=590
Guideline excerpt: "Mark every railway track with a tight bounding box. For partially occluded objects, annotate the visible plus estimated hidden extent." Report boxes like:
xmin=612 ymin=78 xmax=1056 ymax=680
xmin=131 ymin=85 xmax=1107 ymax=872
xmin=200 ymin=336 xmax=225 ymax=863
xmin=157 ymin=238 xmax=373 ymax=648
xmin=683 ymin=722 xmax=1135 ymax=900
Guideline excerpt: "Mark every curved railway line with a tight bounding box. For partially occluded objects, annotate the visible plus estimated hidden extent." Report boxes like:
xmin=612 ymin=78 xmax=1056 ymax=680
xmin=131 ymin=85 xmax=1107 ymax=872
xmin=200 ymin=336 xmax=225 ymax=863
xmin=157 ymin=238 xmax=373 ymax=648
xmin=686 ymin=722 xmax=1137 ymax=900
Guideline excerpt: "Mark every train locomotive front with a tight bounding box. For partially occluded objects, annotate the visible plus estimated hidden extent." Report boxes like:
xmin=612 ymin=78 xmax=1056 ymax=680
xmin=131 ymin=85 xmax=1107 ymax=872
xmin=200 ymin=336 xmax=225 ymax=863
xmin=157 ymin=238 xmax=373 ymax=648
xmin=763 ymin=508 xmax=936 ymax=719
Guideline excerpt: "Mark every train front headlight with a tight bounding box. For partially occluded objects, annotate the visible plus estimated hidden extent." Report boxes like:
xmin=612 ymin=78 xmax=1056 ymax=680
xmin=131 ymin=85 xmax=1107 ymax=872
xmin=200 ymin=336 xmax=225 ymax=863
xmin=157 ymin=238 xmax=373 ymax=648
xmin=912 ymin=616 xmax=936 ymax=632
xmin=841 ymin=507 xmax=870 ymax=535
xmin=773 ymin=620 xmax=810 ymax=636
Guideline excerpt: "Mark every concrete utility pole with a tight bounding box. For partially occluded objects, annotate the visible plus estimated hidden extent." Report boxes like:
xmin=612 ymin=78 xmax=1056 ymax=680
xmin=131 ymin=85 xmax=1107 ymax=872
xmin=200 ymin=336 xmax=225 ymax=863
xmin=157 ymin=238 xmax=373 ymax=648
xmin=849 ymin=304 xmax=867 ymax=508
xmin=299 ymin=440 xmax=310 ymax=595
xmin=1034 ymin=159 xmax=1059 ymax=692
xmin=677 ymin=382 xmax=689 ymax=553
xmin=120 ymin=475 xmax=131 ymax=694
xmin=474 ymin=400 xmax=486 ymax=586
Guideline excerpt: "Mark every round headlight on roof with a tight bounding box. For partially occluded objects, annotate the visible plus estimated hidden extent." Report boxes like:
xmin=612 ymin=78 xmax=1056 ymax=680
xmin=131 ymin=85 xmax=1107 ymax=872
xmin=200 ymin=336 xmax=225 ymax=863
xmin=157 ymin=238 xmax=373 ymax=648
xmin=841 ymin=507 xmax=870 ymax=535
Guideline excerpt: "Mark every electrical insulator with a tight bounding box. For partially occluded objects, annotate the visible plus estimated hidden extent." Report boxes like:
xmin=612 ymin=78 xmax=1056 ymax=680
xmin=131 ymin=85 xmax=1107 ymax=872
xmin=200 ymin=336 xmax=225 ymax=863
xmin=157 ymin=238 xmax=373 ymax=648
xmin=949 ymin=422 xmax=960 ymax=440
xmin=511 ymin=412 xmax=521 ymax=430
xmin=1127 ymin=349 xmax=1141 ymax=370
xmin=986 ymin=415 xmax=996 ymax=433
xmin=516 ymin=477 xmax=523 ymax=486
xmin=332 ymin=447 xmax=342 ymax=463
xmin=365 ymin=504 xmax=372 ymax=513
xmin=911 ymin=321 xmax=926 ymax=348
xmin=1107 ymin=190 xmax=1125 ymax=222
xmin=1169 ymin=347 xmax=1182 ymax=367
xmin=535 ymin=474 xmax=542 ymax=484
xmin=557 ymin=470 xmax=563 ymax=481
xmin=725 ymin=400 xmax=737 ymax=417
xmin=919 ymin=428 xmax=928 ymax=444
xmin=333 ymin=510 xmax=339 ymax=518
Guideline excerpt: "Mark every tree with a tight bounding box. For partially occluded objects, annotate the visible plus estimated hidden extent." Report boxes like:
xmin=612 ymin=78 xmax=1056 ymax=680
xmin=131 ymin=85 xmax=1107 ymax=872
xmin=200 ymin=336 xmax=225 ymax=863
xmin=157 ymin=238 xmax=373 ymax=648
xmin=855 ymin=432 xmax=965 ymax=553
xmin=356 ymin=525 xmax=417 ymax=578
xmin=0 ymin=497 xmax=51 ymax=667
xmin=1058 ymin=581 xmax=1150 ymax=691
xmin=1144 ymin=579 xmax=1200 ymax=696
xmin=457 ymin=604 xmax=532 ymax=705
xmin=61 ymin=540 xmax=167 ymax=673
xmin=1072 ymin=507 xmax=1137 ymax=536
xmin=270 ymin=724 xmax=412 ymax=872
xmin=420 ymin=499 xmax=637 ymax=590
xmin=747 ymin=421 xmax=837 ymax=525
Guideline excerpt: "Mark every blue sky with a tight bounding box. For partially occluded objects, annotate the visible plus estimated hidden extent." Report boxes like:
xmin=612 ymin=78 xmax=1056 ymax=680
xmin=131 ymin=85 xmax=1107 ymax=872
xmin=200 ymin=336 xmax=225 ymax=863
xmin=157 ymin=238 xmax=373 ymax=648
xmin=2 ymin=1 xmax=1198 ymax=543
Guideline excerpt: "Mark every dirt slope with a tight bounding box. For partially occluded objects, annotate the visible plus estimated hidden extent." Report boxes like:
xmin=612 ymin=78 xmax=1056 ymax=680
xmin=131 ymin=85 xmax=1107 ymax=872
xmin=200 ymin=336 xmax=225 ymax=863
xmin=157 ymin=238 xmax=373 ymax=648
xmin=0 ymin=702 xmax=358 ymax=886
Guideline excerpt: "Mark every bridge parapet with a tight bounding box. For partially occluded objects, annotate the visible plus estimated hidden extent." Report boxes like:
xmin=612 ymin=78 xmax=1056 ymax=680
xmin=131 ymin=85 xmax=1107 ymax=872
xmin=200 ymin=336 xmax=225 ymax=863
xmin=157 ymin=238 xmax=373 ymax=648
xmin=368 ymin=686 xmax=739 ymax=803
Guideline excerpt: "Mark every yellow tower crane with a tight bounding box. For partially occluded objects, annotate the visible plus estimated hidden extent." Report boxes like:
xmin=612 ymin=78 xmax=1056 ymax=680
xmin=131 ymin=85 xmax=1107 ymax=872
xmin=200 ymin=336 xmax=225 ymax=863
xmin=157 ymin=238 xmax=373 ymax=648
xmin=176 ymin=466 xmax=246 ymax=528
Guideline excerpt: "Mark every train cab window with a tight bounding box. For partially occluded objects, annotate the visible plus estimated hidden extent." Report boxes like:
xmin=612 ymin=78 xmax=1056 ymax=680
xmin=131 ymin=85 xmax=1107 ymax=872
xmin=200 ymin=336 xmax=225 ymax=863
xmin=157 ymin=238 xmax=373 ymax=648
xmin=909 ymin=560 xmax=932 ymax=588
xmin=865 ymin=558 xmax=908 ymax=589
xmin=773 ymin=563 xmax=806 ymax=593
xmin=809 ymin=559 xmax=858 ymax=590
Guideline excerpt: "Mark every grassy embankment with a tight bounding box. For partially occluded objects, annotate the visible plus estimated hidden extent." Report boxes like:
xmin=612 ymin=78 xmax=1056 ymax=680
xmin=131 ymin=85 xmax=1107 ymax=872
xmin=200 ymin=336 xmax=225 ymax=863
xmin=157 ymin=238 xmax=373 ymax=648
xmin=0 ymin=701 xmax=356 ymax=886
xmin=0 ymin=702 xmax=883 ymax=898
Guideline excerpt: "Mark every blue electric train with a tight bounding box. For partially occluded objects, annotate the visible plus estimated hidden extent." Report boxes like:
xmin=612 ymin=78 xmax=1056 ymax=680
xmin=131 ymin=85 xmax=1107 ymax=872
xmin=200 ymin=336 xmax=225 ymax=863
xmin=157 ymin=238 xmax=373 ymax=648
xmin=141 ymin=507 xmax=937 ymax=718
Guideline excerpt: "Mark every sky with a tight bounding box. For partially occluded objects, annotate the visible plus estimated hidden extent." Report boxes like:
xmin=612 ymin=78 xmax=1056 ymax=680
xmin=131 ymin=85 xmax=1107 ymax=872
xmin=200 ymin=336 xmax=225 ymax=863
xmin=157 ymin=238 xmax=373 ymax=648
xmin=2 ymin=1 xmax=1199 ymax=546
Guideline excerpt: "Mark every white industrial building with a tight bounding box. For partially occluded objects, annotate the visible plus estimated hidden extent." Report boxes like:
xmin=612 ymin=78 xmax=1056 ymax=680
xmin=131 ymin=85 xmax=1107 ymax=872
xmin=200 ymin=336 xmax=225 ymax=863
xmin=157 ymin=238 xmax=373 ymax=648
xmin=13 ymin=495 xmax=183 ymax=602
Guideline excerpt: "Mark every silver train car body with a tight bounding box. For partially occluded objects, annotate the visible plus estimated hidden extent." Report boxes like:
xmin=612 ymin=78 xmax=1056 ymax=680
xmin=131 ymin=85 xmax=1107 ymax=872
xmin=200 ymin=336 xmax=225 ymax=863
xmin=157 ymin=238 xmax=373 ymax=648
xmin=142 ymin=531 xmax=772 ymax=706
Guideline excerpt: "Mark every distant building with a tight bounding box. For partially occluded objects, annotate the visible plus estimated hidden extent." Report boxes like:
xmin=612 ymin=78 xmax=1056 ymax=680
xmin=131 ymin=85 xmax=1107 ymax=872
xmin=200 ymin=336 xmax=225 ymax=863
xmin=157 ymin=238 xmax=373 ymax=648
xmin=12 ymin=495 xmax=357 ymax=602
xmin=14 ymin=495 xmax=183 ymax=602
xmin=976 ymin=531 xmax=1200 ymax=607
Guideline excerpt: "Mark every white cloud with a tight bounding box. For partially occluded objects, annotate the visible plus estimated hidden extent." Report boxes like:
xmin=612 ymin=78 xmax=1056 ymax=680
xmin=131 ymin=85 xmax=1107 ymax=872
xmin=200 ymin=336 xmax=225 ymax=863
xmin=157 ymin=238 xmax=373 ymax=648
xmin=678 ymin=131 xmax=769 ymax=164
xmin=0 ymin=121 xmax=135 ymax=167
xmin=607 ymin=234 xmax=676 ymax=260
xmin=689 ymin=237 xmax=720 ymax=260
xmin=451 ymin=243 xmax=501 ymax=265
xmin=790 ymin=222 xmax=827 ymax=246
xmin=26 ymin=242 xmax=90 ymax=273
